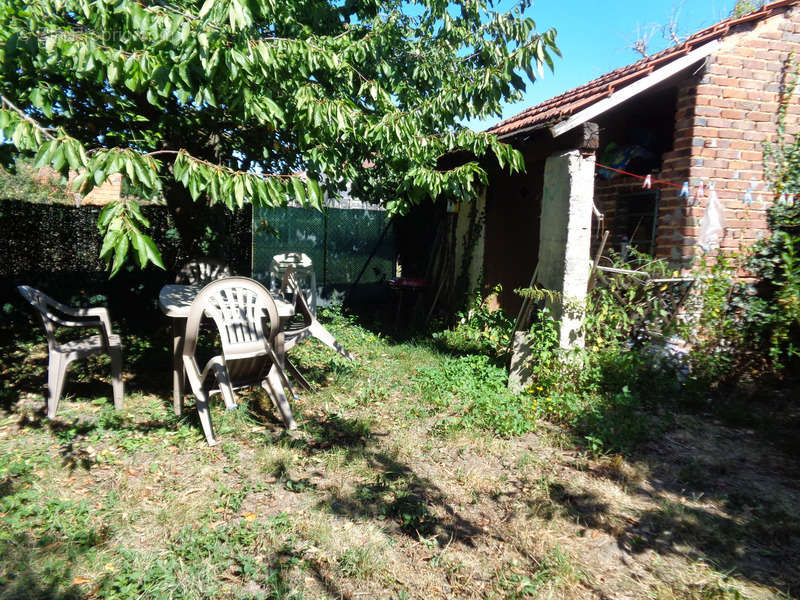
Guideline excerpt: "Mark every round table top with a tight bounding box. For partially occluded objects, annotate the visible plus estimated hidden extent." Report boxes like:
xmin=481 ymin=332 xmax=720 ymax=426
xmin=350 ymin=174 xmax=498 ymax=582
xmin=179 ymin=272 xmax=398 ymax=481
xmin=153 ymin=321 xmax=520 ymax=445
xmin=158 ymin=284 xmax=295 ymax=319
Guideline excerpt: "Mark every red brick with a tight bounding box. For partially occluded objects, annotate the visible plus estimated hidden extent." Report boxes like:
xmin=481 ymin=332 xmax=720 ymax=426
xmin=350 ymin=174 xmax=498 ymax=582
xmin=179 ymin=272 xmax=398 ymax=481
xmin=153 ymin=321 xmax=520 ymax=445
xmin=743 ymin=131 xmax=766 ymax=140
xmin=732 ymin=120 xmax=756 ymax=130
xmin=723 ymin=87 xmax=749 ymax=100
xmin=694 ymin=126 xmax=719 ymax=137
xmin=719 ymin=129 xmax=745 ymax=139
xmin=729 ymin=140 xmax=758 ymax=150
xmin=741 ymin=151 xmax=762 ymax=161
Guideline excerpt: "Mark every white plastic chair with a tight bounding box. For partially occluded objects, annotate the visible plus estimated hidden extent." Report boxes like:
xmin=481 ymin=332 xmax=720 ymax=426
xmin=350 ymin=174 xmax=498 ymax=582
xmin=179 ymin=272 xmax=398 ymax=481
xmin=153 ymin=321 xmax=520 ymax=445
xmin=278 ymin=267 xmax=354 ymax=389
xmin=17 ymin=285 xmax=124 ymax=418
xmin=175 ymin=257 xmax=232 ymax=285
xmin=270 ymin=252 xmax=317 ymax=315
xmin=181 ymin=277 xmax=297 ymax=446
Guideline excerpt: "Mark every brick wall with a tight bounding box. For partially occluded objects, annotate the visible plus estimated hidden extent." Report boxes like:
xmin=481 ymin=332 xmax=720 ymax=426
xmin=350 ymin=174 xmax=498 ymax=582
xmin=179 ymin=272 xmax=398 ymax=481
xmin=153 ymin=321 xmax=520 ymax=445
xmin=657 ymin=5 xmax=800 ymax=268
xmin=80 ymin=172 xmax=122 ymax=205
xmin=35 ymin=167 xmax=122 ymax=205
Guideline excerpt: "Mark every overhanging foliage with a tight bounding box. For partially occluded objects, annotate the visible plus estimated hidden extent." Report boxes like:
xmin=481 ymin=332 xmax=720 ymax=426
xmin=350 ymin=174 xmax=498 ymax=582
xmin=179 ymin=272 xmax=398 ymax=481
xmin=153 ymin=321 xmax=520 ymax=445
xmin=0 ymin=0 xmax=558 ymax=275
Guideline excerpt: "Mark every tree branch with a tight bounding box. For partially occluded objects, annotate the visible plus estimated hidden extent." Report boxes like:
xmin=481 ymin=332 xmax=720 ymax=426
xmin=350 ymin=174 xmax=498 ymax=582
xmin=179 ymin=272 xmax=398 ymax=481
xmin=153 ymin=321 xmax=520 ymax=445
xmin=0 ymin=95 xmax=57 ymax=140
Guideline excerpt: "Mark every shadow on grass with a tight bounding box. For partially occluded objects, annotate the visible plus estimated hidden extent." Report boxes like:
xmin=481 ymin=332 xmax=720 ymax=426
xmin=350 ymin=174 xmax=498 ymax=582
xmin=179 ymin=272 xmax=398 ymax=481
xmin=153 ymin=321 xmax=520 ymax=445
xmin=0 ymin=317 xmax=176 ymax=417
xmin=0 ymin=522 xmax=97 ymax=600
xmin=287 ymin=412 xmax=485 ymax=546
xmin=515 ymin=441 xmax=800 ymax=594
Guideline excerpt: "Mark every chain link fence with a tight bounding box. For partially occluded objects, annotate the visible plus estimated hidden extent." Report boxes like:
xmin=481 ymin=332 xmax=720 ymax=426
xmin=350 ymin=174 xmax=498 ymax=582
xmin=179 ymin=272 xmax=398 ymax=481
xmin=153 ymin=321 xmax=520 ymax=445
xmin=252 ymin=201 xmax=395 ymax=302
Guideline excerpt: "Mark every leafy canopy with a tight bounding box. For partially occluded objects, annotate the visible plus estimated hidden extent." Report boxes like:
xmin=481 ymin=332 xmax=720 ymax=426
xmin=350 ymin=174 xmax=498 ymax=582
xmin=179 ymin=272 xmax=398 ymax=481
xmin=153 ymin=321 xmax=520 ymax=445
xmin=0 ymin=0 xmax=558 ymax=275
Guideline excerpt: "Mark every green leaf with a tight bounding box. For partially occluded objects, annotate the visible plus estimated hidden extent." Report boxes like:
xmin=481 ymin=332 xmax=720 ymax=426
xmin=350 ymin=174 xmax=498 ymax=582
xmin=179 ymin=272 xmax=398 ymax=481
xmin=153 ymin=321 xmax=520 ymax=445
xmin=290 ymin=177 xmax=306 ymax=205
xmin=110 ymin=235 xmax=129 ymax=277
xmin=306 ymin=178 xmax=323 ymax=209
xmin=99 ymin=227 xmax=123 ymax=261
xmin=97 ymin=202 xmax=120 ymax=230
xmin=130 ymin=228 xmax=147 ymax=268
xmin=198 ymin=0 xmax=215 ymax=18
xmin=141 ymin=234 xmax=165 ymax=270
xmin=233 ymin=175 xmax=245 ymax=208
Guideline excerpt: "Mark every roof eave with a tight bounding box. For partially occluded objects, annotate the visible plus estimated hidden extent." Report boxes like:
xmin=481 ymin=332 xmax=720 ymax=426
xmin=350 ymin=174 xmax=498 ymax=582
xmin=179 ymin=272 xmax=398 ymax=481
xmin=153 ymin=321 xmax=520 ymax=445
xmin=549 ymin=39 xmax=722 ymax=139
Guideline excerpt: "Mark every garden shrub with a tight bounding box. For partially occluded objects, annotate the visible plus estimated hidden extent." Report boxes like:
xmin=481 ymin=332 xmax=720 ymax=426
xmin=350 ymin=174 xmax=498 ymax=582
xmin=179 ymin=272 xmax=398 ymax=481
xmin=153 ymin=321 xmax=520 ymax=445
xmin=746 ymin=53 xmax=800 ymax=368
xmin=520 ymin=306 xmax=679 ymax=455
xmin=432 ymin=284 xmax=514 ymax=361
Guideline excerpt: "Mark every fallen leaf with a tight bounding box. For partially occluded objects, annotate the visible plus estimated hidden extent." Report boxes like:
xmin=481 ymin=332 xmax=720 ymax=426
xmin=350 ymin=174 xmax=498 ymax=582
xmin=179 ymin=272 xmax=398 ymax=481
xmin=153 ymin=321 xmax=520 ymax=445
xmin=72 ymin=577 xmax=91 ymax=585
xmin=243 ymin=512 xmax=256 ymax=522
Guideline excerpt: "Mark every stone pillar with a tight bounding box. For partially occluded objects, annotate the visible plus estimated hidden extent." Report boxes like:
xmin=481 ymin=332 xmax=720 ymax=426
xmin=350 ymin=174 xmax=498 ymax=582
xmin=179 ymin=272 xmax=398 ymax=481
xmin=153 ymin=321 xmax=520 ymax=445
xmin=537 ymin=149 xmax=595 ymax=349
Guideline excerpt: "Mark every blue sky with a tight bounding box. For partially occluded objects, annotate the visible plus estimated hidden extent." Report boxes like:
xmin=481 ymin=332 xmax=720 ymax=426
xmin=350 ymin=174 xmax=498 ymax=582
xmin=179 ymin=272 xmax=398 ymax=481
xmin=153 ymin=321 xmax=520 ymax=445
xmin=467 ymin=0 xmax=745 ymax=131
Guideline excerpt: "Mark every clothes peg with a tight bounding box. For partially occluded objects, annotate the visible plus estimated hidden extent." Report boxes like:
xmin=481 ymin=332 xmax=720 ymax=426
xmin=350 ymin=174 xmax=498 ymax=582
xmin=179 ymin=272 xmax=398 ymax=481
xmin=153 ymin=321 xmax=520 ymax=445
xmin=696 ymin=181 xmax=705 ymax=198
xmin=642 ymin=174 xmax=652 ymax=189
xmin=788 ymin=194 xmax=795 ymax=207
xmin=744 ymin=187 xmax=753 ymax=206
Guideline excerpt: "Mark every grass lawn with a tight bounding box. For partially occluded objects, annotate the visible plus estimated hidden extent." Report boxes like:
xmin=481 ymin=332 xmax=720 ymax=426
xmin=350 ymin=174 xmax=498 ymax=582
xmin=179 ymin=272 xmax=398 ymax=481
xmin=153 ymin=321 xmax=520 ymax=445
xmin=1 ymin=308 xmax=798 ymax=599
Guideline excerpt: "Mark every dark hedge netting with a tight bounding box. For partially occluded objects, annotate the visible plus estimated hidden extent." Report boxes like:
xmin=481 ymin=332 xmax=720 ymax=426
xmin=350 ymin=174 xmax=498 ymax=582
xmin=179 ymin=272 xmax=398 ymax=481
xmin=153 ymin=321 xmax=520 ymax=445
xmin=252 ymin=205 xmax=395 ymax=302
xmin=0 ymin=199 xmax=251 ymax=327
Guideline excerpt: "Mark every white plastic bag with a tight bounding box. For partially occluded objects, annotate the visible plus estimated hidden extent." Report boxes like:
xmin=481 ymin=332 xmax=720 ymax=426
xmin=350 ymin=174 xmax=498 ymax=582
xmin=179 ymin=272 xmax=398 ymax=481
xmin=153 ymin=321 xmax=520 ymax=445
xmin=698 ymin=187 xmax=726 ymax=251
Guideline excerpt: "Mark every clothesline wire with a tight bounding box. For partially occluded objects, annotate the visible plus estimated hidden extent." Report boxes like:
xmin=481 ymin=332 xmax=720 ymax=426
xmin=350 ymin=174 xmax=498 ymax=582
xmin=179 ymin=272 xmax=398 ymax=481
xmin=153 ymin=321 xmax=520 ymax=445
xmin=595 ymin=162 xmax=684 ymax=190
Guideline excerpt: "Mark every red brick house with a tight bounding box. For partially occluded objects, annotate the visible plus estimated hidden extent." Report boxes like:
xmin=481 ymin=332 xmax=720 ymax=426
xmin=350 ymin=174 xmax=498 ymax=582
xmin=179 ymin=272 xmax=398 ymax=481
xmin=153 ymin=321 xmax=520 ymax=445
xmin=463 ymin=0 xmax=800 ymax=314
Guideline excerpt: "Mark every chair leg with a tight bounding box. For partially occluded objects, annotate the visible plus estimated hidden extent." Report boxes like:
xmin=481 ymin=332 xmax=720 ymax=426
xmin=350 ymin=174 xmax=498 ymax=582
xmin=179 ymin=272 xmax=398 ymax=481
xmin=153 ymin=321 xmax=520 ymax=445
xmin=110 ymin=346 xmax=124 ymax=411
xmin=194 ymin=388 xmax=218 ymax=446
xmin=308 ymin=321 xmax=354 ymax=361
xmin=46 ymin=352 xmax=68 ymax=418
xmin=263 ymin=367 xmax=297 ymax=430
xmin=212 ymin=363 xmax=238 ymax=410
xmin=286 ymin=359 xmax=314 ymax=391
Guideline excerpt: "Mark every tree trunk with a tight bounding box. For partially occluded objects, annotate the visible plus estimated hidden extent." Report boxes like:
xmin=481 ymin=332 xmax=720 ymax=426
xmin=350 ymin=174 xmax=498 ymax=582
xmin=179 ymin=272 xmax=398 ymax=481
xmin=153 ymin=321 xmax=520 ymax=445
xmin=162 ymin=178 xmax=227 ymax=263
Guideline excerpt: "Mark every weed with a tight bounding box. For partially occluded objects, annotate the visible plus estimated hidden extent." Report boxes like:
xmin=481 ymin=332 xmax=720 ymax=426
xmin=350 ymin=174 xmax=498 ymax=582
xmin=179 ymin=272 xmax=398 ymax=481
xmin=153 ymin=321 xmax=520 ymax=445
xmin=416 ymin=354 xmax=534 ymax=437
xmin=432 ymin=285 xmax=514 ymax=360
xmin=337 ymin=543 xmax=384 ymax=580
xmin=492 ymin=546 xmax=578 ymax=598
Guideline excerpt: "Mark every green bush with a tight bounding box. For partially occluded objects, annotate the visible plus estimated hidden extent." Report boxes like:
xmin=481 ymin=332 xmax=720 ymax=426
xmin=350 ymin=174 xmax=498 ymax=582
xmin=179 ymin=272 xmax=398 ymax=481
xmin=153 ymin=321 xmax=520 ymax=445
xmin=747 ymin=53 xmax=800 ymax=367
xmin=520 ymin=309 xmax=678 ymax=455
xmin=432 ymin=285 xmax=514 ymax=361
xmin=0 ymin=157 xmax=72 ymax=203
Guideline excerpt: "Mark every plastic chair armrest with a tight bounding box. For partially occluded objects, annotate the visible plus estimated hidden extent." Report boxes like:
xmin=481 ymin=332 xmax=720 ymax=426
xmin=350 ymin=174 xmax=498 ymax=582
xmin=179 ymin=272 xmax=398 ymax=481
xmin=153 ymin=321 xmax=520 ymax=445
xmin=84 ymin=307 xmax=115 ymax=341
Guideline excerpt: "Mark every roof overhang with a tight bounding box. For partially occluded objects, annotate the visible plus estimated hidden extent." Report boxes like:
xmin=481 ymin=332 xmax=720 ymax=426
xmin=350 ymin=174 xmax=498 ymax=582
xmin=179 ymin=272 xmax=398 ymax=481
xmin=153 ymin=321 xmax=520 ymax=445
xmin=549 ymin=39 xmax=721 ymax=138
xmin=496 ymin=39 xmax=722 ymax=142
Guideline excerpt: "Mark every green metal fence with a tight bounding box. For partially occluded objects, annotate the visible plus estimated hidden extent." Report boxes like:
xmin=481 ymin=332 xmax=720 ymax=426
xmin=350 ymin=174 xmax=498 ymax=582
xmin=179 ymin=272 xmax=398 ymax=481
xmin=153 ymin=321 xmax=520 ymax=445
xmin=252 ymin=204 xmax=395 ymax=298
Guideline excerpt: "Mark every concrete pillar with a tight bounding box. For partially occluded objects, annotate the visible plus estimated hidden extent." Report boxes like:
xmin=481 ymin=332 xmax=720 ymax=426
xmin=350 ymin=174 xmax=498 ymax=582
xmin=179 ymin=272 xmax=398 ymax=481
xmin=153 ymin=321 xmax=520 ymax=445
xmin=537 ymin=150 xmax=595 ymax=349
xmin=453 ymin=188 xmax=487 ymax=293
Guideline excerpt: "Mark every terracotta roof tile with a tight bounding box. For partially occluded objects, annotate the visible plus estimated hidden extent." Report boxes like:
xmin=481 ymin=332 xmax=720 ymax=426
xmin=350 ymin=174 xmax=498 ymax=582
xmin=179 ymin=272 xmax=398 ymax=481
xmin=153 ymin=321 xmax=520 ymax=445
xmin=488 ymin=0 xmax=799 ymax=138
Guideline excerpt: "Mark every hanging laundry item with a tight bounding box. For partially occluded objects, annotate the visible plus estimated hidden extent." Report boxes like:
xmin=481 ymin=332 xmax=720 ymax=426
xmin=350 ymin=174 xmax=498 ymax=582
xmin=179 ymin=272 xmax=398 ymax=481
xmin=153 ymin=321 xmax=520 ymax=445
xmin=642 ymin=174 xmax=652 ymax=189
xmin=680 ymin=181 xmax=690 ymax=198
xmin=699 ymin=186 xmax=726 ymax=251
xmin=778 ymin=193 xmax=787 ymax=205
xmin=788 ymin=194 xmax=796 ymax=207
